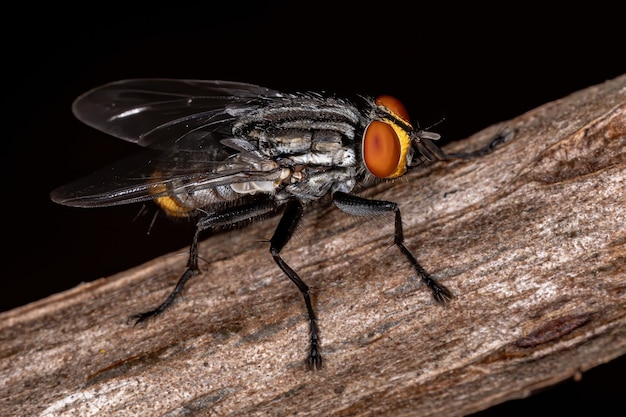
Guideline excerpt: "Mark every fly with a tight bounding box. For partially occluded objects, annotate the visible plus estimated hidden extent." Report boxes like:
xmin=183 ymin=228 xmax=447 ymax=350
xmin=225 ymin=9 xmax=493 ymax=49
xmin=51 ymin=79 xmax=489 ymax=370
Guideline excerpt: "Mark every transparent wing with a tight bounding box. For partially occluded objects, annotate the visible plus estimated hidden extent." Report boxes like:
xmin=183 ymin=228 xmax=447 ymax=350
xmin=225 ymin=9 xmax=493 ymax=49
xmin=52 ymin=79 xmax=286 ymax=207
xmin=72 ymin=78 xmax=284 ymax=150
xmin=50 ymin=147 xmax=281 ymax=207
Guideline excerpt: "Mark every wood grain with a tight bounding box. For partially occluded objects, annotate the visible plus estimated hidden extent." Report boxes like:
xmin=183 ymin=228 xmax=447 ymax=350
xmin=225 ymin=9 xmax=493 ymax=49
xmin=1 ymin=74 xmax=625 ymax=417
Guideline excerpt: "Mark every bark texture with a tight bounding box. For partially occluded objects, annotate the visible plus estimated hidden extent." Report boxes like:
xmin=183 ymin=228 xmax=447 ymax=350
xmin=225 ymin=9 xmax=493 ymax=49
xmin=1 ymin=74 xmax=625 ymax=417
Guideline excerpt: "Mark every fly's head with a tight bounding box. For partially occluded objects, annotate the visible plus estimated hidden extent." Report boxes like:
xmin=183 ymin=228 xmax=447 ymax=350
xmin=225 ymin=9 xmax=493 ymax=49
xmin=362 ymin=95 xmax=446 ymax=180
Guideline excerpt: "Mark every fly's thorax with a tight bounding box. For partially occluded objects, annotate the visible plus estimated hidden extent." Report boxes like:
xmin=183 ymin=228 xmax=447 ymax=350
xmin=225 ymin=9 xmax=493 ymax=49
xmin=227 ymin=97 xmax=363 ymax=202
xmin=233 ymin=100 xmax=361 ymax=173
xmin=232 ymin=97 xmax=360 ymax=158
xmin=279 ymin=130 xmax=358 ymax=168
xmin=232 ymin=96 xmax=361 ymax=131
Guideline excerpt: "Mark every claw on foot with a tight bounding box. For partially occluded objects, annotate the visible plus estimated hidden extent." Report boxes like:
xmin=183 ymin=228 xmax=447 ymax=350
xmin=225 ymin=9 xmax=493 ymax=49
xmin=308 ymin=347 xmax=322 ymax=371
xmin=432 ymin=283 xmax=453 ymax=305
xmin=130 ymin=309 xmax=161 ymax=325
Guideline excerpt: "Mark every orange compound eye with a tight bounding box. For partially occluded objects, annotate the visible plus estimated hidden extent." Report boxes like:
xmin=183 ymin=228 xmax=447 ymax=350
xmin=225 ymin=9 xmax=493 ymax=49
xmin=375 ymin=95 xmax=410 ymax=124
xmin=363 ymin=120 xmax=402 ymax=178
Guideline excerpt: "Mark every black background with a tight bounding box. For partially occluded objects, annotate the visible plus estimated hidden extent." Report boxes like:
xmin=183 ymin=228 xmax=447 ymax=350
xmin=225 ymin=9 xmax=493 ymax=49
xmin=2 ymin=2 xmax=624 ymax=415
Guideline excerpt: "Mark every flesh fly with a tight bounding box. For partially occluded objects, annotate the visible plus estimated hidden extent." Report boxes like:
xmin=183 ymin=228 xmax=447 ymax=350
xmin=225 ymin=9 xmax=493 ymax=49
xmin=51 ymin=79 xmax=457 ymax=370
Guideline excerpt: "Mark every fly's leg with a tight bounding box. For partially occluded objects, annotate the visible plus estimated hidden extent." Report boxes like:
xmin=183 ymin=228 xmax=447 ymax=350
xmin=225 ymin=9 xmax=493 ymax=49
xmin=269 ymin=200 xmax=322 ymax=370
xmin=445 ymin=127 xmax=514 ymax=160
xmin=333 ymin=192 xmax=452 ymax=304
xmin=133 ymin=199 xmax=278 ymax=324
xmin=132 ymin=230 xmax=201 ymax=323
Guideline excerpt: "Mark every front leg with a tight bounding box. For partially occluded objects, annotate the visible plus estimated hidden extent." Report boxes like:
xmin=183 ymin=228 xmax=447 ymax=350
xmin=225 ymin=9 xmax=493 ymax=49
xmin=332 ymin=191 xmax=452 ymax=304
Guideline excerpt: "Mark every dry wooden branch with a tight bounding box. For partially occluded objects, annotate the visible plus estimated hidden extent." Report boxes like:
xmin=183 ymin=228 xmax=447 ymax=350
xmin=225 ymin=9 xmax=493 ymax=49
xmin=1 ymin=75 xmax=625 ymax=417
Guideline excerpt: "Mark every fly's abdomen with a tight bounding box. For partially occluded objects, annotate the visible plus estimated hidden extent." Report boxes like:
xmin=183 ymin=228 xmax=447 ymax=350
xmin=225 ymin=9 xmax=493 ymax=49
xmin=149 ymin=180 xmax=240 ymax=217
